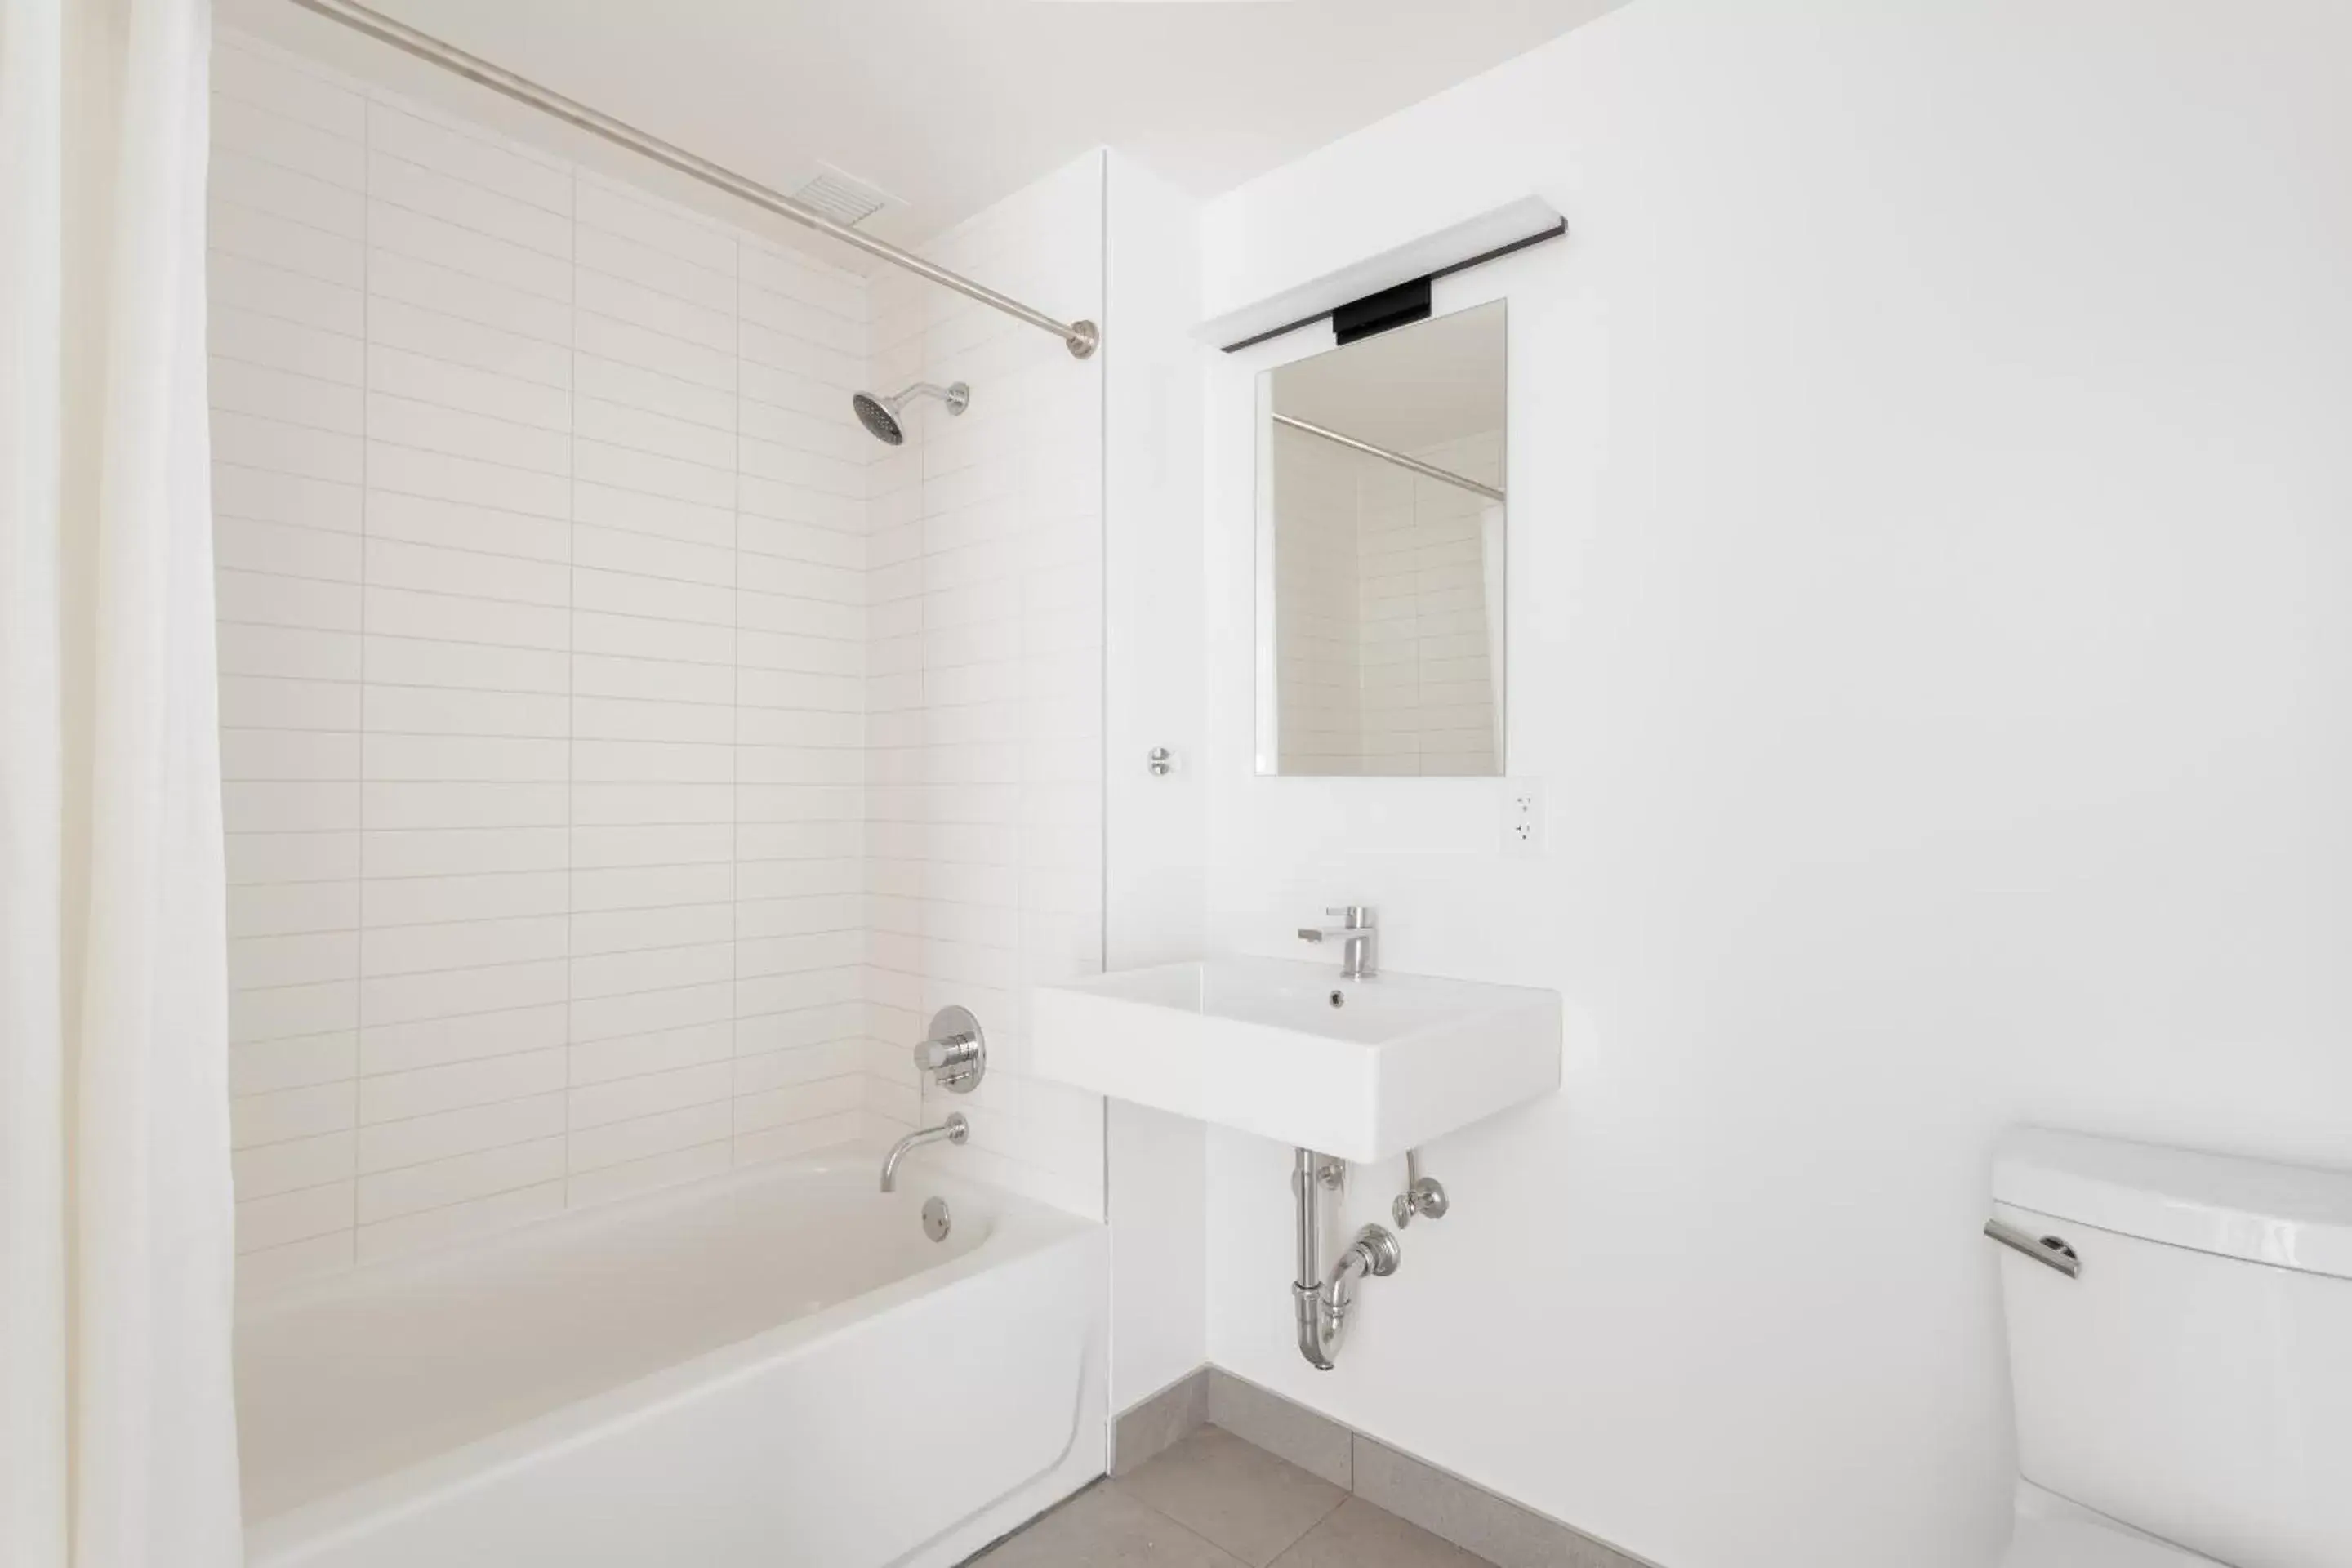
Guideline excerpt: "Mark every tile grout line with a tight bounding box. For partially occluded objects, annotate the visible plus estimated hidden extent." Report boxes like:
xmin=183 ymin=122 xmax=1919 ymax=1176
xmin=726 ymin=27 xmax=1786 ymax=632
xmin=350 ymin=92 xmax=371 ymax=1251
xmin=564 ymin=155 xmax=579 ymax=1209
xmin=731 ymin=230 xmax=744 ymax=1167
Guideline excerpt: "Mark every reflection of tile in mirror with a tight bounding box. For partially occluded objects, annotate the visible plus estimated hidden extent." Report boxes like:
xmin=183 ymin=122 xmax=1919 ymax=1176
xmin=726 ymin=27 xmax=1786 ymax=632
xmin=1264 ymin=301 xmax=1507 ymax=777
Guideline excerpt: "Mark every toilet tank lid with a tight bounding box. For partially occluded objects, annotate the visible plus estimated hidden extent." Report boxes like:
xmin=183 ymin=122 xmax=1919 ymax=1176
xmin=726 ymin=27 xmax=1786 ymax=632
xmin=1993 ymin=1129 xmax=2352 ymax=1281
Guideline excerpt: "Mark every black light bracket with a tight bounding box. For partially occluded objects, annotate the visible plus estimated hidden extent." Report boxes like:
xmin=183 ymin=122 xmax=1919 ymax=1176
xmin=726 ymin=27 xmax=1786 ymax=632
xmin=1219 ymin=217 xmax=1565 ymax=354
xmin=1333 ymin=277 xmax=1432 ymax=345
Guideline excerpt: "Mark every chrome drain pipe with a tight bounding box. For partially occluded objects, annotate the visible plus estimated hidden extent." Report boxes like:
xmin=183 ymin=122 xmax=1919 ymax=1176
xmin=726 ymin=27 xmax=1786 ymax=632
xmin=1293 ymin=1149 xmax=1330 ymax=1369
xmin=1292 ymin=1148 xmax=1401 ymax=1370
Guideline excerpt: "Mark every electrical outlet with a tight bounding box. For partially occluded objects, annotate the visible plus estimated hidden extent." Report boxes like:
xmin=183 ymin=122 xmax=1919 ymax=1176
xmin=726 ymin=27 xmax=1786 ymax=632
xmin=1503 ymin=777 xmax=1545 ymax=856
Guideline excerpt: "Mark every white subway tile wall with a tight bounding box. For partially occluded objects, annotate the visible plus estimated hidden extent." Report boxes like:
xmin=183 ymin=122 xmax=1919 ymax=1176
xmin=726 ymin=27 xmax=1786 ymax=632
xmin=209 ymin=35 xmax=1010 ymax=1287
xmin=1267 ymin=427 xmax=1502 ymax=776
xmin=1272 ymin=425 xmax=1366 ymax=773
xmin=861 ymin=154 xmax=1109 ymax=1219
xmin=1358 ymin=431 xmax=1502 ymax=777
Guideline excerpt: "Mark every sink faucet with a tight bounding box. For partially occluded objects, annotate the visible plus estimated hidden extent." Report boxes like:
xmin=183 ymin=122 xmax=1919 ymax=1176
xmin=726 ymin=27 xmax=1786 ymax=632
xmin=880 ymin=1112 xmax=968 ymax=1192
xmin=1297 ymin=905 xmax=1378 ymax=980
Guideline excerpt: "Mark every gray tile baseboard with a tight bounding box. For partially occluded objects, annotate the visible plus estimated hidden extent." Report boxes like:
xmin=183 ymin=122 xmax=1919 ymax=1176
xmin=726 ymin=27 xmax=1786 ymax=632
xmin=1111 ymin=1365 xmax=1210 ymax=1477
xmin=1206 ymin=1369 xmax=1352 ymax=1490
xmin=1351 ymin=1435 xmax=1655 ymax=1568
xmin=1116 ymin=1369 xmax=1657 ymax=1568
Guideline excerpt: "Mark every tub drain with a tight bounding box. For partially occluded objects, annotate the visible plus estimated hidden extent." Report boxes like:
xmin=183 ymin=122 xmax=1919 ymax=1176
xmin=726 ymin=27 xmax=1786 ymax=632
xmin=921 ymin=1196 xmax=951 ymax=1242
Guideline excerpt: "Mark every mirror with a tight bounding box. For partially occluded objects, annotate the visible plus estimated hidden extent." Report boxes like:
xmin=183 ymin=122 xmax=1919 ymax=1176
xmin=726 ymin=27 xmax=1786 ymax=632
xmin=1257 ymin=301 xmax=1507 ymax=777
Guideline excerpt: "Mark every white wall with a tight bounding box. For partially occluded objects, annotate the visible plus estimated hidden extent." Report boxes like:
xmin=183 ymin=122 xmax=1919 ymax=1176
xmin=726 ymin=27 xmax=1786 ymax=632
xmin=860 ymin=153 xmax=1111 ymax=1220
xmin=1195 ymin=4 xmax=2352 ymax=1566
xmin=1102 ymin=152 xmax=1210 ymax=1410
xmin=212 ymin=35 xmax=877 ymax=1285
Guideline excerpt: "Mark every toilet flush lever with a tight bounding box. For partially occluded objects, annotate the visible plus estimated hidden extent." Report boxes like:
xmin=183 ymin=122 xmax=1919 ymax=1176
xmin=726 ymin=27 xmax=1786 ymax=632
xmin=1984 ymin=1218 xmax=2081 ymax=1279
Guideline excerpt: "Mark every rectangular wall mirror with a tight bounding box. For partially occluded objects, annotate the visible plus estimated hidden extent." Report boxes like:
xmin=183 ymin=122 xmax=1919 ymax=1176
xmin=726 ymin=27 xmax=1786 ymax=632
xmin=1256 ymin=300 xmax=1507 ymax=776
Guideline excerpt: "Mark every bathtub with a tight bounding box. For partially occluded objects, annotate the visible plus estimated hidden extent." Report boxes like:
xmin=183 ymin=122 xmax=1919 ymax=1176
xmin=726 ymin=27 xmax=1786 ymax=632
xmin=236 ymin=1156 xmax=1107 ymax=1567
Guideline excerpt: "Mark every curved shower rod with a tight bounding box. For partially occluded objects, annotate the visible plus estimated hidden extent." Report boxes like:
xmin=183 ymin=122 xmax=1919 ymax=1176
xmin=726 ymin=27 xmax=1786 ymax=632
xmin=279 ymin=0 xmax=1100 ymax=359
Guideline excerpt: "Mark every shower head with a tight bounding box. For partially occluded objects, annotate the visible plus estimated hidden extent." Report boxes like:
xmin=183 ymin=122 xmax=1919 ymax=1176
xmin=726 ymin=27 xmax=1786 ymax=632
xmin=850 ymin=392 xmax=904 ymax=446
xmin=849 ymin=381 xmax=969 ymax=446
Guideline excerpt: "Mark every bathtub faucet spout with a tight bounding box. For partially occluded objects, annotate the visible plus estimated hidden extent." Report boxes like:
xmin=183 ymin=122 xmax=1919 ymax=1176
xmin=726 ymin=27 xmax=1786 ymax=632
xmin=880 ymin=1113 xmax=969 ymax=1192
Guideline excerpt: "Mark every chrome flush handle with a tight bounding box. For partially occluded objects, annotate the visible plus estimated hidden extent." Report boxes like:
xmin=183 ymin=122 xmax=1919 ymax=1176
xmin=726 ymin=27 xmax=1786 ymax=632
xmin=1984 ymin=1218 xmax=2081 ymax=1278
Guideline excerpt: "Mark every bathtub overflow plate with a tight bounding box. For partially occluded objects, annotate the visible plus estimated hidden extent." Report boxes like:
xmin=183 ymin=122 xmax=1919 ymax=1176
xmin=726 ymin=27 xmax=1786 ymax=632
xmin=921 ymin=1196 xmax=951 ymax=1242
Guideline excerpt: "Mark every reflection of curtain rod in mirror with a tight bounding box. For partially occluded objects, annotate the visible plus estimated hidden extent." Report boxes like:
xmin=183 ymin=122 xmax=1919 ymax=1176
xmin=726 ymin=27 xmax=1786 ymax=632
xmin=1272 ymin=413 xmax=1505 ymax=503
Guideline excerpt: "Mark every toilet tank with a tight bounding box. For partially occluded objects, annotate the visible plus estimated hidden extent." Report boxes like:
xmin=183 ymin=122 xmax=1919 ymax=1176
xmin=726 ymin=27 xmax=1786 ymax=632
xmin=1992 ymin=1129 xmax=2352 ymax=1568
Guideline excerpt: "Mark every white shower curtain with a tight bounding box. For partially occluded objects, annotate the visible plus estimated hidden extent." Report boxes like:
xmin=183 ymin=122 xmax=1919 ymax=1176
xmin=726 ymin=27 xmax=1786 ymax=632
xmin=2 ymin=0 xmax=245 ymax=1563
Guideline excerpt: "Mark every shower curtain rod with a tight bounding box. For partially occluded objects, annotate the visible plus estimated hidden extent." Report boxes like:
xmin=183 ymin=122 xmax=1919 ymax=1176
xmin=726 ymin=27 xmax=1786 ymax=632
xmin=280 ymin=0 xmax=1100 ymax=359
xmin=1272 ymin=413 xmax=1505 ymax=502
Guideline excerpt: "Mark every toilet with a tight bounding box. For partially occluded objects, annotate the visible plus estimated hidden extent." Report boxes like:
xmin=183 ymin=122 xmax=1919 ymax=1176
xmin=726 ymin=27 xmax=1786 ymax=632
xmin=1989 ymin=1129 xmax=2352 ymax=1567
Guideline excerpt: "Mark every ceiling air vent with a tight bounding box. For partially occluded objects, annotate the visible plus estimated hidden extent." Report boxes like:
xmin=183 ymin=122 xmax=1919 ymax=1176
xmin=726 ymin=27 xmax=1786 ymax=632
xmin=789 ymin=163 xmax=897 ymax=228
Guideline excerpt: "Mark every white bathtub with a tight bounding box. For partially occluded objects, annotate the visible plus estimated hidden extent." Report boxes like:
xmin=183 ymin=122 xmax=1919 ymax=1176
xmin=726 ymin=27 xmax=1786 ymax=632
xmin=236 ymin=1157 xmax=1107 ymax=1567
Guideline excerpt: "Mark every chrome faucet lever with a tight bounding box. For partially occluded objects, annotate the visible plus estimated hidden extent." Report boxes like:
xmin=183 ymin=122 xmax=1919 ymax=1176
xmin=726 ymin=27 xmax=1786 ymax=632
xmin=880 ymin=1113 xmax=968 ymax=1192
xmin=1296 ymin=905 xmax=1378 ymax=979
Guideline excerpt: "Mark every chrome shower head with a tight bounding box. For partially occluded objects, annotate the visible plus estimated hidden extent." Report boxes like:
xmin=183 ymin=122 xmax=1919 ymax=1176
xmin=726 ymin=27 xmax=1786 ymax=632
xmin=849 ymin=381 xmax=969 ymax=446
xmin=851 ymin=392 xmax=903 ymax=445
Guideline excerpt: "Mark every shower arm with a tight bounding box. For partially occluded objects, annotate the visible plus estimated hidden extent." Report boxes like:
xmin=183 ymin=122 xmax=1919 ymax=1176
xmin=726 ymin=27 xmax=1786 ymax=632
xmin=280 ymin=0 xmax=1100 ymax=360
xmin=889 ymin=383 xmax=964 ymax=410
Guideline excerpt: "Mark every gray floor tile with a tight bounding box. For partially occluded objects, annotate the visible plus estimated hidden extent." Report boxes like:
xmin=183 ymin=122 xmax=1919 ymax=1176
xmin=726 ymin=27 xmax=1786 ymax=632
xmin=1206 ymin=1370 xmax=1352 ymax=1489
xmin=970 ymin=1480 xmax=1246 ymax=1567
xmin=1269 ymin=1498 xmax=1494 ymax=1568
xmin=1352 ymin=1436 xmax=1642 ymax=1568
xmin=1116 ymin=1426 xmax=1348 ymax=1567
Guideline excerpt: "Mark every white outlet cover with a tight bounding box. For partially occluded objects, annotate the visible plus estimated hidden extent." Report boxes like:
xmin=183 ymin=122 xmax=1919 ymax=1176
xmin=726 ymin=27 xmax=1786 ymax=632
xmin=1503 ymin=777 xmax=1544 ymax=856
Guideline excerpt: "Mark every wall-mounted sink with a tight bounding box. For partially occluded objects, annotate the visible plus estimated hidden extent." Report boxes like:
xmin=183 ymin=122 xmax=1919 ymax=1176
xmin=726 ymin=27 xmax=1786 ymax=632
xmin=1031 ymin=957 xmax=1561 ymax=1161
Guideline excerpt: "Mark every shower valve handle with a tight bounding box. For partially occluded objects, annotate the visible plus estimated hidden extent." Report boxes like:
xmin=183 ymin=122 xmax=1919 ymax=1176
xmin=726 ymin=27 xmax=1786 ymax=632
xmin=913 ymin=1005 xmax=987 ymax=1094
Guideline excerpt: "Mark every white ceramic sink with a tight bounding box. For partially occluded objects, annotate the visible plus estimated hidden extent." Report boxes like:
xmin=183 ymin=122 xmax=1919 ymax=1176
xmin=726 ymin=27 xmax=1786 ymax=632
xmin=1031 ymin=957 xmax=1561 ymax=1162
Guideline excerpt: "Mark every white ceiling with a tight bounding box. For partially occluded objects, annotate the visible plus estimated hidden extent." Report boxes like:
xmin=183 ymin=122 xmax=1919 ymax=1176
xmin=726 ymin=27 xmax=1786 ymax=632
xmin=219 ymin=0 xmax=1631 ymax=261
